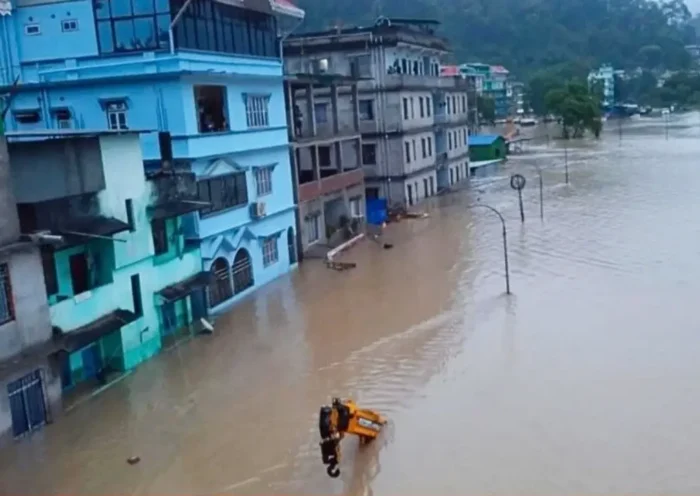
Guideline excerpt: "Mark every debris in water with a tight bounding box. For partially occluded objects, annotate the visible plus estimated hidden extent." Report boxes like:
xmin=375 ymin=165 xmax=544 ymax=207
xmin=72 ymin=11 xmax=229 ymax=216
xmin=326 ymin=261 xmax=357 ymax=271
xmin=127 ymin=456 xmax=140 ymax=465
xmin=383 ymin=243 xmax=394 ymax=249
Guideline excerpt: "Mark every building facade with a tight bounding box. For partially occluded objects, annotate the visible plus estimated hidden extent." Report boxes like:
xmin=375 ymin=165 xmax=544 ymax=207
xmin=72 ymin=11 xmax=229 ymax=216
xmin=284 ymin=74 xmax=365 ymax=258
xmin=0 ymin=0 xmax=304 ymax=314
xmin=0 ymin=135 xmax=61 ymax=443
xmin=462 ymin=63 xmax=511 ymax=119
xmin=588 ymin=65 xmax=616 ymax=108
xmin=7 ymin=130 xmax=209 ymax=405
xmin=284 ymin=17 xmax=469 ymax=208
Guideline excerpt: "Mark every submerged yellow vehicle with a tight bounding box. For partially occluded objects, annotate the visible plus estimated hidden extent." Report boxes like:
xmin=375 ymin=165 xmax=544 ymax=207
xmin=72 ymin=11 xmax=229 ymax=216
xmin=318 ymin=398 xmax=387 ymax=478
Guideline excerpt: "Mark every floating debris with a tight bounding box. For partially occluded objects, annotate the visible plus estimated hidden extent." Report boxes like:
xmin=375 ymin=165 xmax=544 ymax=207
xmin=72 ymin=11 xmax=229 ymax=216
xmin=127 ymin=456 xmax=140 ymax=465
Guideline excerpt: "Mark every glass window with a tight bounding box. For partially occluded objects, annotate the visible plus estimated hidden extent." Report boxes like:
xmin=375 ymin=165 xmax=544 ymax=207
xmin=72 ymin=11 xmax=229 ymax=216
xmin=255 ymin=167 xmax=273 ymax=196
xmin=97 ymin=21 xmax=114 ymax=53
xmin=306 ymin=214 xmax=320 ymax=244
xmin=197 ymin=172 xmax=248 ymax=216
xmin=111 ymin=0 xmax=133 ymax=18
xmin=114 ymin=19 xmax=136 ymax=51
xmin=262 ymin=237 xmax=278 ymax=267
xmin=134 ymin=17 xmax=157 ymax=49
xmin=0 ymin=264 xmax=14 ymax=325
xmin=245 ymin=95 xmax=270 ymax=128
xmin=314 ymin=103 xmax=328 ymax=124
xmin=132 ymin=0 xmax=154 ymax=16
xmin=96 ymin=0 xmax=111 ymax=19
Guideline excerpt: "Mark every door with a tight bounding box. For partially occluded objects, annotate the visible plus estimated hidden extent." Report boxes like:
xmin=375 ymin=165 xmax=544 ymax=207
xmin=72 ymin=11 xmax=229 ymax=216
xmin=190 ymin=290 xmax=208 ymax=321
xmin=69 ymin=253 xmax=89 ymax=295
xmin=287 ymin=228 xmax=297 ymax=265
xmin=450 ymin=168 xmax=454 ymax=185
xmin=8 ymin=370 xmax=47 ymax=438
xmin=130 ymin=274 xmax=143 ymax=317
xmin=423 ymin=178 xmax=429 ymax=197
xmin=161 ymin=302 xmax=177 ymax=336
xmin=407 ymin=184 xmax=413 ymax=206
xmin=81 ymin=343 xmax=103 ymax=380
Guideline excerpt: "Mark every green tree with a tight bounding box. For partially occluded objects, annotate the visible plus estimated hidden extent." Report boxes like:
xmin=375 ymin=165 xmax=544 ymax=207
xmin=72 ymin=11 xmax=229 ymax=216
xmin=638 ymin=44 xmax=664 ymax=69
xmin=477 ymin=95 xmax=495 ymax=124
xmin=545 ymin=82 xmax=602 ymax=138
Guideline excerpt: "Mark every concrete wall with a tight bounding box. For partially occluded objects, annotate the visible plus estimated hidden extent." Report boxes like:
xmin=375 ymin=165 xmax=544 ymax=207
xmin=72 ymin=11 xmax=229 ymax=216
xmin=0 ymin=137 xmax=20 ymax=245
xmin=9 ymin=138 xmax=106 ymax=203
xmin=0 ymin=248 xmax=52 ymax=362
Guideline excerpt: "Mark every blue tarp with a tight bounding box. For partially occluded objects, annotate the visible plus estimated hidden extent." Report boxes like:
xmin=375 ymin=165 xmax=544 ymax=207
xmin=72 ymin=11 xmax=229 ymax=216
xmin=366 ymin=198 xmax=387 ymax=225
xmin=469 ymin=134 xmax=502 ymax=146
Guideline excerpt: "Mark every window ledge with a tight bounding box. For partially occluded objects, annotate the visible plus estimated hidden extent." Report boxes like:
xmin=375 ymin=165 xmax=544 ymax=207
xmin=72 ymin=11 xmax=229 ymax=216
xmin=200 ymin=203 xmax=248 ymax=219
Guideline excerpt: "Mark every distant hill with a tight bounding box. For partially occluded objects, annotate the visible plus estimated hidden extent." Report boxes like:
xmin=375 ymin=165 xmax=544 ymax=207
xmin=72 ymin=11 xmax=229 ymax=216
xmin=294 ymin=0 xmax=695 ymax=77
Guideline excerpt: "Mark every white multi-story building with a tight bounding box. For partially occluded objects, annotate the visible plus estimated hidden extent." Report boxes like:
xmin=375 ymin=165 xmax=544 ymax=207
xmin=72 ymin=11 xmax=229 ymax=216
xmin=588 ymin=65 xmax=617 ymax=107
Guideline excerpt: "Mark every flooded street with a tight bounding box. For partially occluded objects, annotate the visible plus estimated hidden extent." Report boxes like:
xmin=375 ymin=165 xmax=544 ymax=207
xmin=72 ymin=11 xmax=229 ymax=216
xmin=4 ymin=114 xmax=700 ymax=495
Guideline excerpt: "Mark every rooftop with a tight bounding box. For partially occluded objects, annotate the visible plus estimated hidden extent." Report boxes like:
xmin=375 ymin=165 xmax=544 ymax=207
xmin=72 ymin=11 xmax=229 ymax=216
xmin=469 ymin=134 xmax=503 ymax=146
xmin=4 ymin=129 xmax=154 ymax=141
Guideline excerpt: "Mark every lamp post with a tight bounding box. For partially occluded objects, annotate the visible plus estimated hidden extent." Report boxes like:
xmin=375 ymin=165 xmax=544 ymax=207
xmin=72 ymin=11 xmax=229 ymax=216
xmin=468 ymin=203 xmax=511 ymax=295
xmin=564 ymin=142 xmax=569 ymax=184
xmin=535 ymin=165 xmax=544 ymax=221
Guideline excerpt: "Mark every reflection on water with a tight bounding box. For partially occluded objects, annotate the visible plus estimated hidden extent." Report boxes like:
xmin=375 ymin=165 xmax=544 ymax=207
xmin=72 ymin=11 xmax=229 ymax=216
xmin=3 ymin=114 xmax=700 ymax=495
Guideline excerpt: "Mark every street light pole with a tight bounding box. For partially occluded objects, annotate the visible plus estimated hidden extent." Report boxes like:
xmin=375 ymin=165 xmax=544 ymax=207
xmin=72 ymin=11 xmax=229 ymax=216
xmin=536 ymin=165 xmax=544 ymax=221
xmin=564 ymin=142 xmax=569 ymax=184
xmin=468 ymin=203 xmax=511 ymax=295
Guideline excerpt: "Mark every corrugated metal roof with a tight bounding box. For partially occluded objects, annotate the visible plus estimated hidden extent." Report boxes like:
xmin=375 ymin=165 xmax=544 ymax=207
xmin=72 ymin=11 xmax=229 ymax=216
xmin=469 ymin=134 xmax=502 ymax=146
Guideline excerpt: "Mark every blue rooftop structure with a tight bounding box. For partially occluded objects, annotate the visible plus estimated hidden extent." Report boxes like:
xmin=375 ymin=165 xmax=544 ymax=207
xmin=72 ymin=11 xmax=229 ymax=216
xmin=468 ymin=134 xmax=502 ymax=146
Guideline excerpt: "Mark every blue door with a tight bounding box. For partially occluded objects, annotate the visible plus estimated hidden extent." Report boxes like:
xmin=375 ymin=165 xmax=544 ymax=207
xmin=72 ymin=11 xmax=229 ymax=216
xmin=81 ymin=344 xmax=103 ymax=380
xmin=190 ymin=290 xmax=208 ymax=321
xmin=7 ymin=370 xmax=47 ymax=438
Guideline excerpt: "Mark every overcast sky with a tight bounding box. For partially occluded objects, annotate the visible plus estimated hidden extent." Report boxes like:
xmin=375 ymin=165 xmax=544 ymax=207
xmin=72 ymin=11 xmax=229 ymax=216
xmin=688 ymin=0 xmax=700 ymax=14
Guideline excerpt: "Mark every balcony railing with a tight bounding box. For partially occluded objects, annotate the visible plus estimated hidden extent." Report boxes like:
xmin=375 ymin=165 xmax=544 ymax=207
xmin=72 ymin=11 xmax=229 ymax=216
xmin=298 ymin=168 xmax=364 ymax=203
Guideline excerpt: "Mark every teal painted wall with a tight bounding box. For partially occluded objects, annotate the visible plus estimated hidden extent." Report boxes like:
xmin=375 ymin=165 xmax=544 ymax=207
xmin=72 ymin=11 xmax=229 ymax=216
xmin=469 ymin=139 xmax=507 ymax=161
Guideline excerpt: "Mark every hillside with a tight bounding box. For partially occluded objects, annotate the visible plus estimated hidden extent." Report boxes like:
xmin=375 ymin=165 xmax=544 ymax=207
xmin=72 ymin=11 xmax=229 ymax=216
xmin=294 ymin=0 xmax=695 ymax=77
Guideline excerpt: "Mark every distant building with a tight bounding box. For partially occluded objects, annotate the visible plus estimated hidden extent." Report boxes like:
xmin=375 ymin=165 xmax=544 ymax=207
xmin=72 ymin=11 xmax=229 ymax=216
xmin=511 ymin=81 xmax=525 ymax=115
xmin=284 ymin=17 xmax=470 ymax=207
xmin=6 ymin=130 xmax=208 ymax=413
xmin=468 ymin=134 xmax=507 ymax=162
xmin=461 ymin=63 xmax=511 ymax=119
xmin=588 ymin=65 xmax=617 ymax=107
xmin=283 ymin=73 xmax=366 ymax=258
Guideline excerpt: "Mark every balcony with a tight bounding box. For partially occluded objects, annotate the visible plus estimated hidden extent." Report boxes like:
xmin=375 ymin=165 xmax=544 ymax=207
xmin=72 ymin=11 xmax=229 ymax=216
xmin=146 ymin=170 xmax=207 ymax=221
xmin=384 ymin=74 xmax=468 ymax=90
xmin=298 ymin=169 xmax=364 ymax=203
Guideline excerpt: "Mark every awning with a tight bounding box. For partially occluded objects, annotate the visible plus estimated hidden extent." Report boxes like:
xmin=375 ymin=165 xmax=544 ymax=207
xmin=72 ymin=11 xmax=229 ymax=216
xmin=157 ymin=271 xmax=215 ymax=302
xmin=59 ymin=309 xmax=138 ymax=353
xmin=148 ymin=200 xmax=206 ymax=221
xmin=58 ymin=216 xmax=130 ymax=244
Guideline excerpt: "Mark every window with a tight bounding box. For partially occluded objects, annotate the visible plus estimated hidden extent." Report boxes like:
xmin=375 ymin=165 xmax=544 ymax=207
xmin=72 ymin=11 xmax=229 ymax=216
xmin=452 ymin=96 xmax=457 ymax=114
xmin=349 ymin=197 xmax=362 ymax=218
xmin=197 ymin=172 xmax=248 ymax=216
xmin=94 ymin=0 xmax=171 ymax=54
xmin=405 ymin=142 xmax=411 ymax=163
xmin=106 ymin=102 xmax=127 ymax=130
xmin=151 ymin=218 xmax=169 ymax=255
xmin=419 ymin=97 xmax=424 ymax=118
xmin=421 ymin=138 xmax=427 ymax=158
xmin=413 ymin=61 xmax=418 ymax=75
xmin=130 ymin=274 xmax=143 ymax=317
xmin=429 ymin=176 xmax=435 ymax=196
xmin=41 ymin=247 xmax=58 ymax=297
xmin=195 ymin=85 xmax=228 ymax=133
xmin=423 ymin=178 xmax=429 ymax=197
xmin=318 ymin=146 xmax=332 ymax=167
xmin=448 ymin=133 xmax=452 ymax=150
xmin=314 ymin=103 xmax=328 ymax=124
xmin=62 ymin=19 xmax=79 ymax=32
xmin=52 ymin=108 xmax=72 ymax=129
xmin=426 ymin=97 xmax=432 ymax=117
xmin=462 ymin=95 xmax=467 ymax=113
xmin=24 ymin=24 xmax=40 ymax=35
xmin=427 ymin=136 xmax=432 ymax=156
xmin=349 ymin=54 xmax=371 ymax=77
xmin=14 ymin=111 xmax=40 ymax=125
xmin=359 ymin=100 xmax=374 ymax=120
xmin=446 ymin=97 xmax=451 ymax=115
xmin=125 ymin=199 xmax=135 ymax=231
xmin=245 ymin=94 xmax=270 ymax=128
xmin=0 ymin=264 xmax=14 ymax=325
xmin=262 ymin=237 xmax=278 ymax=267
xmin=401 ymin=59 xmax=408 ymax=74
xmin=362 ymin=143 xmax=377 ymax=165
xmin=255 ymin=167 xmax=273 ymax=196
xmin=410 ymin=97 xmax=415 ymax=119
xmin=306 ymin=213 xmax=320 ymax=243
xmin=403 ymin=98 xmax=409 ymax=120
xmin=412 ymin=140 xmax=417 ymax=162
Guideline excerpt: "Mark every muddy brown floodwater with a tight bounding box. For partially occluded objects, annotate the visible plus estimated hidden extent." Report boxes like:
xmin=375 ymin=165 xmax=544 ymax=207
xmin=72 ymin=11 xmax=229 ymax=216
xmin=4 ymin=114 xmax=700 ymax=496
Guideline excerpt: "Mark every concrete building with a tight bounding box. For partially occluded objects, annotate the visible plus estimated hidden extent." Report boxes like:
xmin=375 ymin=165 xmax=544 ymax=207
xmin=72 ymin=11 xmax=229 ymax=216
xmin=0 ymin=0 xmax=304 ymax=315
xmin=462 ymin=63 xmax=511 ymax=120
xmin=6 ymin=130 xmax=208 ymax=406
xmin=456 ymin=64 xmax=485 ymax=134
xmin=0 ymin=135 xmax=61 ymax=443
xmin=284 ymin=74 xmax=365 ymax=258
xmin=284 ymin=17 xmax=469 ymax=208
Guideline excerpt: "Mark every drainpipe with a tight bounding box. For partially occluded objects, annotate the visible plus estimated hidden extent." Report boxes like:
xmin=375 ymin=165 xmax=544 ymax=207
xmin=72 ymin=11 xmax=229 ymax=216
xmin=169 ymin=0 xmax=195 ymax=54
xmin=278 ymin=16 xmax=304 ymax=63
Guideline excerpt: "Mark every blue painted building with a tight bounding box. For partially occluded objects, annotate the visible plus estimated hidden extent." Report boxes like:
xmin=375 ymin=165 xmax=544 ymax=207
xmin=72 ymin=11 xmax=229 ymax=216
xmin=0 ymin=0 xmax=305 ymax=313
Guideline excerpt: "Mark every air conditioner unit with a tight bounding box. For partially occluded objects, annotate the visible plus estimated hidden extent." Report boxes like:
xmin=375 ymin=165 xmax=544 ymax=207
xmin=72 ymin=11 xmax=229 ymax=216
xmin=250 ymin=201 xmax=267 ymax=218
